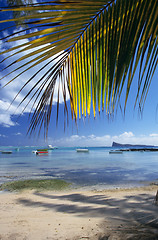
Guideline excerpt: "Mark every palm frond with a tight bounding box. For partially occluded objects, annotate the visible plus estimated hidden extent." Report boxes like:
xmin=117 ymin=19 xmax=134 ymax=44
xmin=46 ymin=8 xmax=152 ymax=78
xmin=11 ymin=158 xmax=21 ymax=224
xmin=0 ymin=0 xmax=157 ymax=137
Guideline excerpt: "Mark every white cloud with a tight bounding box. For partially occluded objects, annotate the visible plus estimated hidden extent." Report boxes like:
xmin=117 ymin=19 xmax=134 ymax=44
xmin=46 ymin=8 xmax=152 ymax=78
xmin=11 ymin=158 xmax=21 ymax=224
xmin=0 ymin=113 xmax=16 ymax=127
xmin=0 ymin=99 xmax=23 ymax=127
xmin=149 ymin=133 xmax=158 ymax=137
xmin=0 ymin=29 xmax=69 ymax=127
xmin=14 ymin=132 xmax=22 ymax=136
xmin=0 ymin=134 xmax=7 ymax=138
xmin=119 ymin=131 xmax=134 ymax=138
xmin=48 ymin=131 xmax=158 ymax=147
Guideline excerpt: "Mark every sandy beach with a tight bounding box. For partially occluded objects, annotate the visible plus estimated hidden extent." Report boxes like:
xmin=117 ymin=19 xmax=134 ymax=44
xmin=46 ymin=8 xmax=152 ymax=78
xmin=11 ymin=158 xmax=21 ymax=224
xmin=0 ymin=185 xmax=158 ymax=240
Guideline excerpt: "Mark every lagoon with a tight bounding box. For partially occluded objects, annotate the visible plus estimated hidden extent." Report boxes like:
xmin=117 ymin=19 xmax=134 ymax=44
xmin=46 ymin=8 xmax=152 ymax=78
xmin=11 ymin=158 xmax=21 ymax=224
xmin=0 ymin=146 xmax=158 ymax=190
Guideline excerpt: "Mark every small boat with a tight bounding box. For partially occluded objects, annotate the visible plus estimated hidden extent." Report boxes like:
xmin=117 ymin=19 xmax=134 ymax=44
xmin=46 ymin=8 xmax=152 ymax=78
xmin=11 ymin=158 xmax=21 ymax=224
xmin=48 ymin=145 xmax=58 ymax=150
xmin=76 ymin=148 xmax=89 ymax=153
xmin=1 ymin=151 xmax=12 ymax=154
xmin=109 ymin=150 xmax=123 ymax=154
xmin=36 ymin=151 xmax=48 ymax=155
xmin=32 ymin=150 xmax=37 ymax=154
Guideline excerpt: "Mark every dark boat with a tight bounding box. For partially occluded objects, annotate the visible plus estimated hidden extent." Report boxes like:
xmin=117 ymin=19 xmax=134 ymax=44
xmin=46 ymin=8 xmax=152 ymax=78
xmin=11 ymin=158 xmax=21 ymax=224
xmin=109 ymin=150 xmax=123 ymax=154
xmin=1 ymin=151 xmax=12 ymax=154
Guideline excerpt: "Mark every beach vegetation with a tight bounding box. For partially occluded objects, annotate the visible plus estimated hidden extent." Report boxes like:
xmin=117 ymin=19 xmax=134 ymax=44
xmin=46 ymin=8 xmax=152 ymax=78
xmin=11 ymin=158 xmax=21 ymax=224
xmin=0 ymin=0 xmax=157 ymax=136
xmin=0 ymin=179 xmax=71 ymax=192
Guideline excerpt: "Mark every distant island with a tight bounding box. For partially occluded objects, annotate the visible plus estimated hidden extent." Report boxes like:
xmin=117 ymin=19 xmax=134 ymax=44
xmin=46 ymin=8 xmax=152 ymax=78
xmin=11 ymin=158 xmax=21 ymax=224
xmin=112 ymin=142 xmax=158 ymax=152
xmin=112 ymin=142 xmax=155 ymax=148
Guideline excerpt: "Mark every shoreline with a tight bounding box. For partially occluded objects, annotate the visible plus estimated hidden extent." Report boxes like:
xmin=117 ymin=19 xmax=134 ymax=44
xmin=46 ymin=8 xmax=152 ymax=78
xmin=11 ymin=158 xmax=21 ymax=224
xmin=0 ymin=185 xmax=158 ymax=239
xmin=0 ymin=181 xmax=158 ymax=192
xmin=1 ymin=177 xmax=158 ymax=193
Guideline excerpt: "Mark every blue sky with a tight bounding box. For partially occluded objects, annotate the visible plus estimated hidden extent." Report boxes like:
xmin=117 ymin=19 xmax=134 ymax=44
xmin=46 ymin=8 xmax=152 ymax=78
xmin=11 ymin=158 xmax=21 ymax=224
xmin=0 ymin=1 xmax=158 ymax=147
xmin=0 ymin=71 xmax=158 ymax=147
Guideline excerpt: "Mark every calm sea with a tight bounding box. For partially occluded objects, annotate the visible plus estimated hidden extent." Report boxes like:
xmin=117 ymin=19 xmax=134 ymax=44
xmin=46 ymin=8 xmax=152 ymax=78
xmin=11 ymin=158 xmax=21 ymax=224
xmin=0 ymin=146 xmax=158 ymax=190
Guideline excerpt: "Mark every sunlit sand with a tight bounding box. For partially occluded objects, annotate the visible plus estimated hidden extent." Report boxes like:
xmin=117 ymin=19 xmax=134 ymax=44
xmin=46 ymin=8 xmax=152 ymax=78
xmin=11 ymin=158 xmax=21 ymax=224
xmin=0 ymin=185 xmax=158 ymax=239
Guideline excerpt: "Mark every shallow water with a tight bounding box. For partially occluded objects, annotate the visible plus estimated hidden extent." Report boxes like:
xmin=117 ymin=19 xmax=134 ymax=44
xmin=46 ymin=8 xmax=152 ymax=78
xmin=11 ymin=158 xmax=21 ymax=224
xmin=0 ymin=146 xmax=158 ymax=189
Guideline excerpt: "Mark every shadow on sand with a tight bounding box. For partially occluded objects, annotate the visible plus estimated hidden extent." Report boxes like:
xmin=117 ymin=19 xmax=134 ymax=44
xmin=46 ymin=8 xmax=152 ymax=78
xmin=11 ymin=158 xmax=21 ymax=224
xmin=17 ymin=190 xmax=158 ymax=239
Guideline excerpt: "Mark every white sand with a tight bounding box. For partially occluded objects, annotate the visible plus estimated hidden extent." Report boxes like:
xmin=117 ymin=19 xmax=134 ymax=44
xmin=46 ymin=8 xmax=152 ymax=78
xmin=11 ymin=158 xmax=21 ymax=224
xmin=0 ymin=185 xmax=158 ymax=240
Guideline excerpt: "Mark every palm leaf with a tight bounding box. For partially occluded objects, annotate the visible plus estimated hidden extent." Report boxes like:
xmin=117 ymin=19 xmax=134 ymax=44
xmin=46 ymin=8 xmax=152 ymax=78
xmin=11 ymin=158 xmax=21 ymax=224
xmin=0 ymin=0 xmax=157 ymax=136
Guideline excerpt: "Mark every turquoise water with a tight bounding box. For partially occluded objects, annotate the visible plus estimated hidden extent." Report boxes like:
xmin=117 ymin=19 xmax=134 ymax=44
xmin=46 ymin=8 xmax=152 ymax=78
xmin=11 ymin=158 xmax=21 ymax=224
xmin=0 ymin=146 xmax=158 ymax=189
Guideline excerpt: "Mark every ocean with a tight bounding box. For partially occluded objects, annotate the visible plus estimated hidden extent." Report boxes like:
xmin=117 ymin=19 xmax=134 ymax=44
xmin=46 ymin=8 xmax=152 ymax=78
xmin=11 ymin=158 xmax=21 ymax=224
xmin=0 ymin=146 xmax=158 ymax=190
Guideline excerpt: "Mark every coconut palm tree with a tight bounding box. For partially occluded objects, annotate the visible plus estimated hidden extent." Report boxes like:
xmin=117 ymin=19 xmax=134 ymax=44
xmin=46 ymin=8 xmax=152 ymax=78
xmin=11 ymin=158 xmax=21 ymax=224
xmin=0 ymin=0 xmax=157 ymax=137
